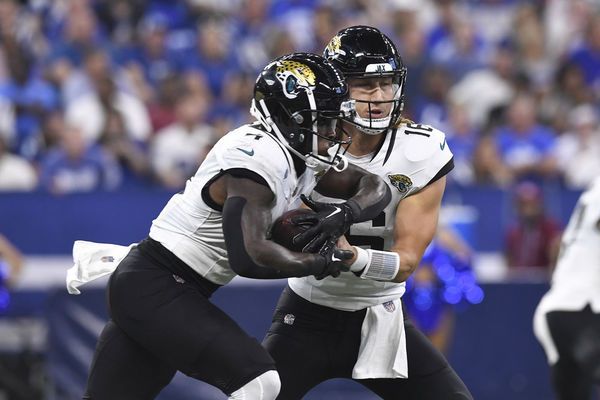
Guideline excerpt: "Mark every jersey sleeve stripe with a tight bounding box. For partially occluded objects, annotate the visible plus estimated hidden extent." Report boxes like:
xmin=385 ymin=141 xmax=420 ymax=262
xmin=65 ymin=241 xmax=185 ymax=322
xmin=200 ymin=168 xmax=269 ymax=212
xmin=426 ymin=157 xmax=454 ymax=187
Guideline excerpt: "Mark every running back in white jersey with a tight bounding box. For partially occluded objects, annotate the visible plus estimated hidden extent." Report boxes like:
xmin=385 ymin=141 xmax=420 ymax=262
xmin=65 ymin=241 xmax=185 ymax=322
xmin=543 ymin=176 xmax=600 ymax=312
xmin=289 ymin=123 xmax=454 ymax=311
xmin=150 ymin=124 xmax=320 ymax=285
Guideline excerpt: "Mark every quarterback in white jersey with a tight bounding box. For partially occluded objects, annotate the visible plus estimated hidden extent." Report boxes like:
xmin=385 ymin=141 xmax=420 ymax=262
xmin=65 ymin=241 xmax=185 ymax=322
xmin=263 ymin=27 xmax=472 ymax=400
xmin=534 ymin=176 xmax=600 ymax=399
xmin=289 ymin=122 xmax=453 ymax=311
xmin=81 ymin=53 xmax=391 ymax=400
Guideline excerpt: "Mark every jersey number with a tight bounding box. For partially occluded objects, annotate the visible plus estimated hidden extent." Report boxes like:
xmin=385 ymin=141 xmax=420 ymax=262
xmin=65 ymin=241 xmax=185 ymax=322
xmin=347 ymin=211 xmax=386 ymax=250
xmin=245 ymin=133 xmax=264 ymax=140
xmin=404 ymin=123 xmax=433 ymax=137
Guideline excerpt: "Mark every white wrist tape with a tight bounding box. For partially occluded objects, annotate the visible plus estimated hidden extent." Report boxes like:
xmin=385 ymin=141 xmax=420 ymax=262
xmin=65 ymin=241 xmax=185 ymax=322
xmin=349 ymin=246 xmax=370 ymax=272
xmin=359 ymin=249 xmax=400 ymax=281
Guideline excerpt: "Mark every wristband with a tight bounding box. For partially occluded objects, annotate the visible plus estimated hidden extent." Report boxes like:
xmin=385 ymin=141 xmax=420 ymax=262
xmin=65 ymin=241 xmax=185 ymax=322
xmin=359 ymin=249 xmax=400 ymax=281
xmin=349 ymin=246 xmax=369 ymax=272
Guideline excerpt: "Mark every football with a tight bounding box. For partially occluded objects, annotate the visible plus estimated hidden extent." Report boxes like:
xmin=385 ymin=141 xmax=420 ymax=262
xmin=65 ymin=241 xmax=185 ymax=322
xmin=270 ymin=208 xmax=317 ymax=252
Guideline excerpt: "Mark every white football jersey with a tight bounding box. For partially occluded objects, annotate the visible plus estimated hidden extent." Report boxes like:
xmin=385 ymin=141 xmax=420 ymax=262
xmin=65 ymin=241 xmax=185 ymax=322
xmin=289 ymin=123 xmax=454 ymax=311
xmin=533 ymin=177 xmax=600 ymax=365
xmin=150 ymin=124 xmax=320 ymax=285
xmin=538 ymin=176 xmax=600 ymax=312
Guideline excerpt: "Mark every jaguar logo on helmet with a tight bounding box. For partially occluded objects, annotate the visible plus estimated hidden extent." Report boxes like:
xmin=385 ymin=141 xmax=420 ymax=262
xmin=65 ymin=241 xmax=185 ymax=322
xmin=325 ymin=35 xmax=342 ymax=58
xmin=250 ymin=52 xmax=352 ymax=174
xmin=388 ymin=174 xmax=412 ymax=194
xmin=276 ymin=61 xmax=316 ymax=99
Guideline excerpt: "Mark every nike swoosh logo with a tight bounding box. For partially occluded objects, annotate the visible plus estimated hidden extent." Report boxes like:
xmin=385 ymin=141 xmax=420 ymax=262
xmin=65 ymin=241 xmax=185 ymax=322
xmin=332 ymin=255 xmax=341 ymax=262
xmin=440 ymin=138 xmax=446 ymax=151
xmin=326 ymin=207 xmax=341 ymax=219
xmin=237 ymin=148 xmax=254 ymax=156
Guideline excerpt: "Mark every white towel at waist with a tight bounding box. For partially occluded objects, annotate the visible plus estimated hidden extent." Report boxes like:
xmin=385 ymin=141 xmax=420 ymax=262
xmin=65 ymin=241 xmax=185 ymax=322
xmin=352 ymin=298 xmax=408 ymax=380
xmin=66 ymin=240 xmax=135 ymax=295
xmin=533 ymin=293 xmax=559 ymax=365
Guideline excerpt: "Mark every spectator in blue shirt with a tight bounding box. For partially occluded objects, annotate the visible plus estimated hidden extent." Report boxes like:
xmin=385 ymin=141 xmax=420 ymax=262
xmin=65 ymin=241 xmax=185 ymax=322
xmin=445 ymin=102 xmax=479 ymax=186
xmin=568 ymin=14 xmax=600 ymax=97
xmin=412 ymin=64 xmax=452 ymax=131
xmin=231 ymin=0 xmax=272 ymax=73
xmin=177 ymin=19 xmax=239 ymax=97
xmin=46 ymin=4 xmax=108 ymax=68
xmin=112 ymin=14 xmax=179 ymax=93
xmin=0 ymin=37 xmax=59 ymax=160
xmin=429 ymin=16 xmax=491 ymax=81
xmin=39 ymin=124 xmax=121 ymax=194
xmin=493 ymin=94 xmax=558 ymax=183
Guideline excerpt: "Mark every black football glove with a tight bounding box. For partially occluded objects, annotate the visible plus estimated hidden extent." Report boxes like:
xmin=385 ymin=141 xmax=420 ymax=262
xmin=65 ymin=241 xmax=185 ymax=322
xmin=312 ymin=238 xmax=353 ymax=280
xmin=291 ymin=194 xmax=360 ymax=253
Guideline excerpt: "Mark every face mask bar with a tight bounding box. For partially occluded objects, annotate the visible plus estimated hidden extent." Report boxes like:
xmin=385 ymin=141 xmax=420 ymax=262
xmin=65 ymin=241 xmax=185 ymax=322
xmin=251 ymin=98 xmax=353 ymax=172
xmin=346 ymin=81 xmax=403 ymax=135
xmin=351 ymin=98 xmax=400 ymax=134
xmin=323 ymin=123 xmax=352 ymax=172
xmin=300 ymin=110 xmax=353 ymax=171
xmin=340 ymin=63 xmax=406 ymax=134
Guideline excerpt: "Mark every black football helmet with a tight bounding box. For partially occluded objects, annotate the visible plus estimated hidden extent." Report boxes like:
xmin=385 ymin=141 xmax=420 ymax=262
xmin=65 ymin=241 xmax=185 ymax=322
xmin=323 ymin=25 xmax=407 ymax=135
xmin=250 ymin=53 xmax=354 ymax=172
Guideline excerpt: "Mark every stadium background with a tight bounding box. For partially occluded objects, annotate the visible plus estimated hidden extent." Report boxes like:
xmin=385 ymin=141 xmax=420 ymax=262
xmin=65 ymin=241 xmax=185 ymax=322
xmin=0 ymin=0 xmax=599 ymax=399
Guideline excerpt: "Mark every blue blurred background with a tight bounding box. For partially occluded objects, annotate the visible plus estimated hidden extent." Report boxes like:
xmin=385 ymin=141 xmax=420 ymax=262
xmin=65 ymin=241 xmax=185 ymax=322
xmin=1 ymin=0 xmax=599 ymax=398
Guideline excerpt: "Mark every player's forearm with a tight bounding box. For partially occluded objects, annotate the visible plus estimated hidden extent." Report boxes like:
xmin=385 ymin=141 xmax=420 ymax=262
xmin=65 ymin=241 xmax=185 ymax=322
xmin=392 ymin=260 xmax=418 ymax=283
xmin=350 ymin=175 xmax=391 ymax=222
xmin=391 ymin=248 xmax=422 ymax=282
xmin=242 ymin=240 xmax=325 ymax=279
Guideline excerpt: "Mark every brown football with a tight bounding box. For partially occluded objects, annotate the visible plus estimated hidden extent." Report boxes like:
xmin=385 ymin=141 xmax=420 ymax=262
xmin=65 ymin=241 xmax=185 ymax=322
xmin=270 ymin=208 xmax=317 ymax=252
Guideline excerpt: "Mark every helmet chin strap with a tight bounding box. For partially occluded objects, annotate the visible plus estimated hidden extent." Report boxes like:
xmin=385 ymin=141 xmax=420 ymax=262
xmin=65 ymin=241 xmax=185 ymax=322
xmin=249 ymin=99 xmax=272 ymax=132
xmin=332 ymin=154 xmax=348 ymax=172
xmin=305 ymin=150 xmax=347 ymax=173
xmin=353 ymin=114 xmax=390 ymax=135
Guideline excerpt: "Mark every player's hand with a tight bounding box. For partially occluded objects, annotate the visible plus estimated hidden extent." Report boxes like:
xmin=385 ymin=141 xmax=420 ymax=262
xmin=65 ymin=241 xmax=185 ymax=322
xmin=292 ymin=194 xmax=358 ymax=253
xmin=336 ymin=235 xmax=353 ymax=253
xmin=313 ymin=238 xmax=353 ymax=280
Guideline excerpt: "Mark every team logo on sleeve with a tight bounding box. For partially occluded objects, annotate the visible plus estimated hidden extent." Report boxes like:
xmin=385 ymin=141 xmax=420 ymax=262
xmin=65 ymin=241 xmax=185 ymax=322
xmin=388 ymin=174 xmax=412 ymax=194
xmin=276 ymin=61 xmax=316 ymax=99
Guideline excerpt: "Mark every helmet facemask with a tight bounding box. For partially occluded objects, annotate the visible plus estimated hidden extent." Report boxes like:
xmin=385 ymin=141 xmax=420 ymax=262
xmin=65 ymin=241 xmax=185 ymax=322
xmin=250 ymin=53 xmax=354 ymax=172
xmin=346 ymin=69 xmax=405 ymax=135
xmin=323 ymin=25 xmax=407 ymax=135
xmin=251 ymin=97 xmax=354 ymax=172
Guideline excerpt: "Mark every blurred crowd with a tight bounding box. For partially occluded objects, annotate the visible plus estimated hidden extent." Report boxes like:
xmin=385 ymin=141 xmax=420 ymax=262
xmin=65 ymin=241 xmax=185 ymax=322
xmin=0 ymin=0 xmax=599 ymax=194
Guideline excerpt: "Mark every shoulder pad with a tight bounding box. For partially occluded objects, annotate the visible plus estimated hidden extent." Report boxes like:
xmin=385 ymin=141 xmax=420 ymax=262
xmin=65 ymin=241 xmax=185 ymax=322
xmin=397 ymin=123 xmax=450 ymax=163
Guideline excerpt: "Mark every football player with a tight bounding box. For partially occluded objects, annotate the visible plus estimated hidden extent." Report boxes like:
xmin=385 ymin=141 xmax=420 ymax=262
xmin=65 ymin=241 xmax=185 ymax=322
xmin=262 ymin=27 xmax=473 ymax=399
xmin=534 ymin=176 xmax=600 ymax=400
xmin=82 ymin=53 xmax=391 ymax=400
